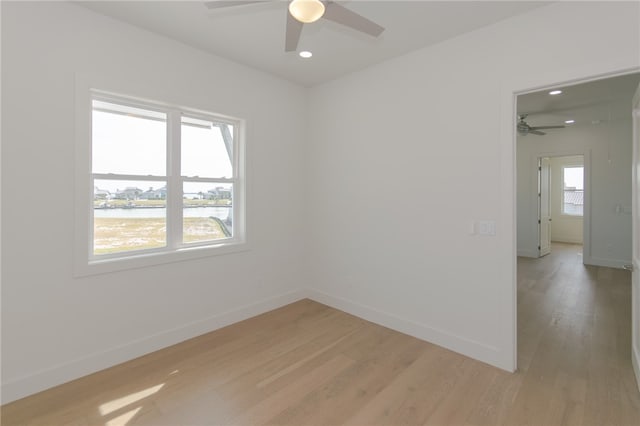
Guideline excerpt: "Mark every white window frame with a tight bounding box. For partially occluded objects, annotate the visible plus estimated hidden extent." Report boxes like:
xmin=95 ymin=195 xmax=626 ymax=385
xmin=560 ymin=164 xmax=584 ymax=217
xmin=75 ymin=86 xmax=246 ymax=276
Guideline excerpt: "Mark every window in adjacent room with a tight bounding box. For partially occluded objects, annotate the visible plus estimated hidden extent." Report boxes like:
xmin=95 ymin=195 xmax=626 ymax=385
xmin=562 ymin=165 xmax=584 ymax=216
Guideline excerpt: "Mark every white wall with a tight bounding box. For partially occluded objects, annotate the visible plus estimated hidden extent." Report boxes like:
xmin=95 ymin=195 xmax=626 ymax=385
xmin=1 ymin=2 xmax=308 ymax=403
xmin=518 ymin=121 xmax=632 ymax=267
xmin=307 ymin=1 xmax=640 ymax=371
xmin=549 ymin=156 xmax=584 ymax=245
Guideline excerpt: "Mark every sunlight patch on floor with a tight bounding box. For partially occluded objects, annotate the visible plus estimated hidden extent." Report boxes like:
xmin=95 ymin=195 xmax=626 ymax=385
xmin=105 ymin=407 xmax=141 ymax=426
xmin=99 ymin=384 xmax=164 ymax=416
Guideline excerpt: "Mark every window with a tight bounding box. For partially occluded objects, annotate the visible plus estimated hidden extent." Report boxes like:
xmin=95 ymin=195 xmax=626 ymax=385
xmin=562 ymin=166 xmax=584 ymax=216
xmin=87 ymin=93 xmax=244 ymax=266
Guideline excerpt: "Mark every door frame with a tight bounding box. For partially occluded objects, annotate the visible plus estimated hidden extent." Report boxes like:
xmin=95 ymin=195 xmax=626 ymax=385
xmin=533 ymin=153 xmax=590 ymax=259
xmin=501 ymin=65 xmax=640 ymax=372
xmin=538 ymin=157 xmax=551 ymax=257
xmin=632 ymin=83 xmax=640 ymax=391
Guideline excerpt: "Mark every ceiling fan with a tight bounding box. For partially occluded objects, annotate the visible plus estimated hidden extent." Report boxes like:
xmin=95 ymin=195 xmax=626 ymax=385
xmin=204 ymin=0 xmax=385 ymax=52
xmin=517 ymin=114 xmax=565 ymax=136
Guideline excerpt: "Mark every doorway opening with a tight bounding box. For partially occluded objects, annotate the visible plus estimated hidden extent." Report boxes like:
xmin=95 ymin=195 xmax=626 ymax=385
xmin=538 ymin=154 xmax=585 ymax=258
xmin=512 ymin=71 xmax=640 ymax=375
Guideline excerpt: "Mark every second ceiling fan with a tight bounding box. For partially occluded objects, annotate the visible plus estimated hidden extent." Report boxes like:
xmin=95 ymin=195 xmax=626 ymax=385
xmin=517 ymin=114 xmax=565 ymax=136
xmin=204 ymin=0 xmax=385 ymax=52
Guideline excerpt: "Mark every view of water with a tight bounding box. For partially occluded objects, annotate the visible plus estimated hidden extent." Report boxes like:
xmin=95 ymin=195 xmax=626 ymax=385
xmin=94 ymin=206 xmax=231 ymax=219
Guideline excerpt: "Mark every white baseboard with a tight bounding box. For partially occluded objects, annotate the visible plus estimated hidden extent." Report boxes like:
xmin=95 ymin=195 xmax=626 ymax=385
xmin=1 ymin=289 xmax=308 ymax=405
xmin=633 ymin=342 xmax=640 ymax=393
xmin=583 ymin=255 xmax=631 ymax=269
xmin=306 ymin=289 xmax=510 ymax=372
xmin=517 ymin=249 xmax=538 ymax=258
xmin=551 ymin=237 xmax=583 ymax=244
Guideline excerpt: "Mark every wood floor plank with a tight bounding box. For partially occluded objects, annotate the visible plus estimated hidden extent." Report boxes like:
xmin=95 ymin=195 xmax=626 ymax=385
xmin=227 ymin=355 xmax=355 ymax=426
xmin=421 ymin=359 xmax=499 ymax=426
xmin=342 ymin=347 xmax=467 ymax=425
xmin=264 ymin=332 xmax=428 ymax=426
xmin=464 ymin=369 xmax=523 ymax=426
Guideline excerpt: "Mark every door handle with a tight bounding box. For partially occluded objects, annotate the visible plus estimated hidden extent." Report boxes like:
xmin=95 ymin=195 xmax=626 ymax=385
xmin=623 ymin=264 xmax=634 ymax=271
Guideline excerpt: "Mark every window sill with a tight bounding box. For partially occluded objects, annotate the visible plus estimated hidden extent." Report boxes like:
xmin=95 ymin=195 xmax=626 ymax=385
xmin=74 ymin=240 xmax=248 ymax=277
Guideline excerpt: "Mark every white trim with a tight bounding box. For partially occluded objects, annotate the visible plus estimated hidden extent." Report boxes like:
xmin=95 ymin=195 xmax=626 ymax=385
xmin=0 ymin=289 xmax=309 ymax=405
xmin=550 ymin=237 xmax=583 ymax=245
xmin=74 ymin=75 xmax=93 ymax=278
xmin=306 ymin=290 xmax=509 ymax=371
xmin=582 ymin=256 xmax=633 ymax=270
xmin=636 ymin=288 xmax=640 ymax=390
xmin=503 ymin=63 xmax=640 ymax=372
xmin=632 ymin=83 xmax=640 ymax=393
xmin=82 ymin=241 xmax=250 ymax=276
xmin=634 ymin=259 xmax=640 ymax=392
xmin=0 ymin=0 xmax=3 ymax=408
xmin=634 ymin=257 xmax=640 ymax=390
xmin=75 ymin=74 xmax=247 ymax=276
xmin=633 ymin=342 xmax=640 ymax=393
xmin=500 ymin=73 xmax=519 ymax=373
xmin=167 ymin=109 xmax=182 ymax=250
xmin=517 ymin=249 xmax=539 ymax=258
xmin=93 ymin=174 xmax=167 ymax=181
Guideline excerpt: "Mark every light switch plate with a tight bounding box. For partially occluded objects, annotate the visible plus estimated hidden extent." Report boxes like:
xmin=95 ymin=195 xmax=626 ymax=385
xmin=477 ymin=220 xmax=496 ymax=236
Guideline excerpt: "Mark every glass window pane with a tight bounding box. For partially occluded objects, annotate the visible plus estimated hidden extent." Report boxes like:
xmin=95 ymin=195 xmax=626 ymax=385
xmin=93 ymin=179 xmax=167 ymax=255
xmin=562 ymin=166 xmax=584 ymax=216
xmin=92 ymin=100 xmax=167 ymax=176
xmin=183 ymin=182 xmax=233 ymax=244
xmin=563 ymin=167 xmax=584 ymax=190
xmin=181 ymin=116 xmax=233 ymax=178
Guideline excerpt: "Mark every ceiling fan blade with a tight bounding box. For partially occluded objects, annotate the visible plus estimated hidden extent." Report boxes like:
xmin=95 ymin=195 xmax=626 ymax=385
xmin=322 ymin=1 xmax=384 ymax=37
xmin=285 ymin=10 xmax=304 ymax=52
xmin=530 ymin=125 xmax=565 ymax=130
xmin=204 ymin=1 xmax=268 ymax=9
xmin=529 ymin=130 xmax=546 ymax=136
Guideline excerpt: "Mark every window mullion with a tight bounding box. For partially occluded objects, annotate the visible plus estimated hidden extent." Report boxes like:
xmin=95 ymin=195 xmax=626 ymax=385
xmin=167 ymin=110 xmax=183 ymax=249
xmin=92 ymin=173 xmax=167 ymax=181
xmin=232 ymin=122 xmax=242 ymax=242
xmin=181 ymin=177 xmax=234 ymax=184
xmin=89 ymin=175 xmax=96 ymax=257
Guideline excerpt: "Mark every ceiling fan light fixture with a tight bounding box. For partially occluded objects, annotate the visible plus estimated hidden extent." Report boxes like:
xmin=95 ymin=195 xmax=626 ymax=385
xmin=289 ymin=0 xmax=325 ymax=24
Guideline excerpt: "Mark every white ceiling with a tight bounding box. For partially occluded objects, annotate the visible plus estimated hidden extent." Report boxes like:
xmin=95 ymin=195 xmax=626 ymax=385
xmin=517 ymin=73 xmax=640 ymax=130
xmin=79 ymin=1 xmax=549 ymax=87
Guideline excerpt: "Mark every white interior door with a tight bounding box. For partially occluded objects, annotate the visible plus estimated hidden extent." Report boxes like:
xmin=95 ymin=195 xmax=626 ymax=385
xmin=631 ymin=83 xmax=640 ymax=391
xmin=539 ymin=157 xmax=552 ymax=257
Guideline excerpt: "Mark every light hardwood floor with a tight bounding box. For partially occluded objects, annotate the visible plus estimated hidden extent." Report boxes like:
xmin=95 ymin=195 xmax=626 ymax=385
xmin=3 ymin=243 xmax=640 ymax=425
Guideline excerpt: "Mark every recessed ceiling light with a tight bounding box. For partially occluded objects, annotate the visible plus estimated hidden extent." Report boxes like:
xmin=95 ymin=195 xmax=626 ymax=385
xmin=564 ymin=119 xmax=575 ymax=124
xmin=299 ymin=51 xmax=313 ymax=59
xmin=549 ymin=90 xmax=562 ymax=95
